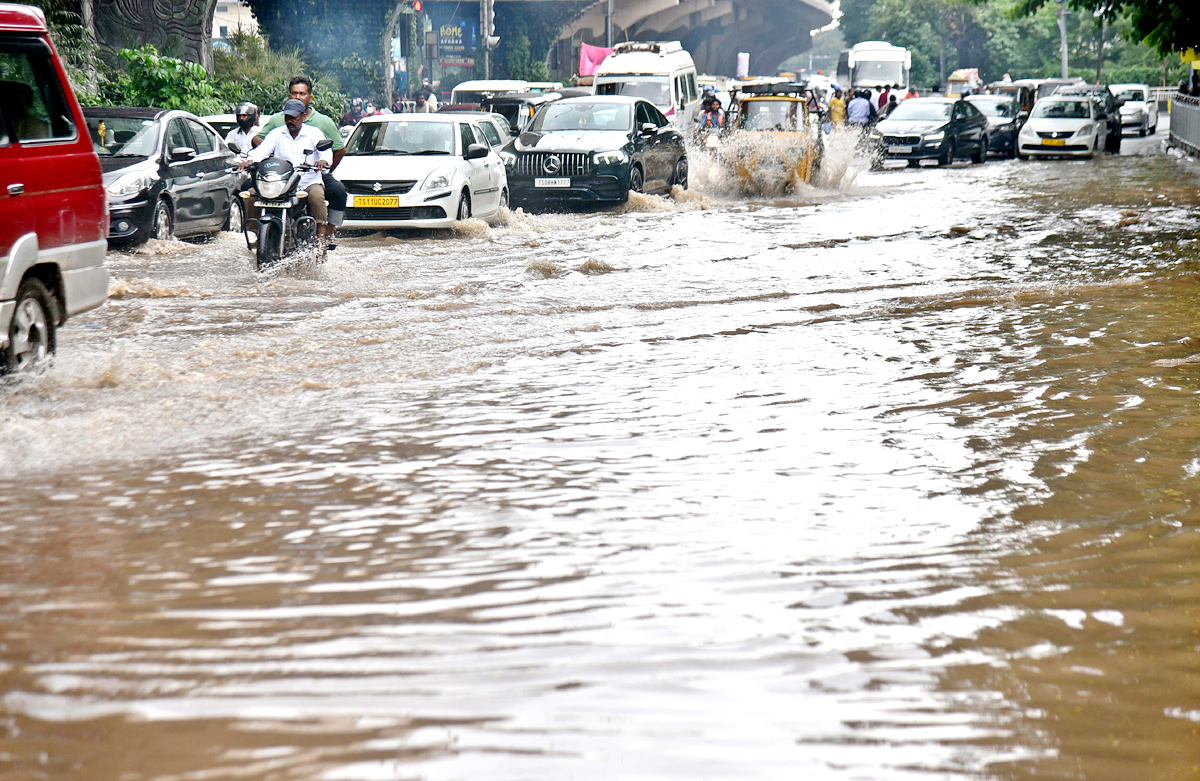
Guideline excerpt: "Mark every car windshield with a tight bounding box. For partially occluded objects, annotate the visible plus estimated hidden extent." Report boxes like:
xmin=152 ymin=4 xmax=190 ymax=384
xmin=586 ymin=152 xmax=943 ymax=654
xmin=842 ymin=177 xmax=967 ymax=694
xmin=884 ymin=101 xmax=952 ymax=121
xmin=452 ymin=90 xmax=498 ymax=104
xmin=531 ymin=102 xmax=631 ymax=132
xmin=1032 ymin=100 xmax=1090 ymax=119
xmin=87 ymin=115 xmax=157 ymax=157
xmin=968 ymin=98 xmax=1016 ymax=118
xmin=486 ymin=104 xmax=524 ymax=133
xmin=346 ymin=120 xmax=455 ymax=155
xmin=1113 ymin=88 xmax=1145 ymax=102
xmin=595 ymin=78 xmax=671 ymax=106
xmin=737 ymin=100 xmax=800 ymax=130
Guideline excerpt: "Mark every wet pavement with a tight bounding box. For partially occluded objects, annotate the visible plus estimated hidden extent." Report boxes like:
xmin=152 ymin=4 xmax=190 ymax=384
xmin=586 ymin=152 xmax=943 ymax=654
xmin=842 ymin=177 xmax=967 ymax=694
xmin=3 ymin=120 xmax=1200 ymax=780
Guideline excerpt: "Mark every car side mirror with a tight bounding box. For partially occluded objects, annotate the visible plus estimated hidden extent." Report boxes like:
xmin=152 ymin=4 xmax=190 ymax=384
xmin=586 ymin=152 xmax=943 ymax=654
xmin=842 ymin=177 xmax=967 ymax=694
xmin=315 ymin=138 xmax=333 ymax=151
xmin=1017 ymin=109 xmax=1029 ymax=123
xmin=169 ymin=146 xmax=196 ymax=162
xmin=463 ymin=142 xmax=489 ymax=160
xmin=640 ymin=122 xmax=657 ymax=135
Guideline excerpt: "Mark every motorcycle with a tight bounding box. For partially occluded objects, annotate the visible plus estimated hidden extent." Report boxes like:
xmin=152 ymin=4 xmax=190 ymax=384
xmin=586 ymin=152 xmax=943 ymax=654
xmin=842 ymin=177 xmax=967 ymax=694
xmin=236 ymin=138 xmax=333 ymax=270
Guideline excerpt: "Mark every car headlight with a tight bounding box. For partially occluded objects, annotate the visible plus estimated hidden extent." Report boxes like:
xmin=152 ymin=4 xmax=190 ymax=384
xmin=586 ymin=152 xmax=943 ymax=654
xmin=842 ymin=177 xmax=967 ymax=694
xmin=923 ymin=131 xmax=944 ymax=142
xmin=499 ymin=151 xmax=516 ymax=168
xmin=421 ymin=166 xmax=454 ymax=191
xmin=867 ymin=131 xmax=881 ymax=141
xmin=1077 ymin=124 xmax=1094 ymax=136
xmin=594 ymin=150 xmax=628 ymax=166
xmin=256 ymin=175 xmax=289 ymax=200
xmin=106 ymin=170 xmax=155 ymax=199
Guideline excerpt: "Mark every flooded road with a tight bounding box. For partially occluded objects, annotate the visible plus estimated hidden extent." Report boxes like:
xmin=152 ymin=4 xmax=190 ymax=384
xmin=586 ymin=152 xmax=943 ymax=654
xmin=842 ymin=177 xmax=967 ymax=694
xmin=3 ymin=125 xmax=1200 ymax=780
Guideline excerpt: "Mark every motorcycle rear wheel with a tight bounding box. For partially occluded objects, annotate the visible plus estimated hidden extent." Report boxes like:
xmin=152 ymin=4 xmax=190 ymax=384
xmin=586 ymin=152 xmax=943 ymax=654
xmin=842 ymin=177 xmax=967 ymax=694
xmin=256 ymin=221 xmax=280 ymax=270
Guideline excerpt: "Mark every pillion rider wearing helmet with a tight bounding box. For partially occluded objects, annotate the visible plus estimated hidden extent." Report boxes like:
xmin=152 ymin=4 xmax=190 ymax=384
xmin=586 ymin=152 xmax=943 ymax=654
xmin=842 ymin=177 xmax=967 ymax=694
xmin=225 ymin=102 xmax=259 ymax=156
xmin=241 ymin=99 xmax=332 ymax=238
xmin=253 ymin=76 xmax=347 ymax=243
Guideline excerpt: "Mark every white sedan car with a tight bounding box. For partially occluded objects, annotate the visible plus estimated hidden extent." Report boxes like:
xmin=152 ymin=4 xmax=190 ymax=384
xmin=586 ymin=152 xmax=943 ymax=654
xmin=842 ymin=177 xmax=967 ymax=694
xmin=337 ymin=114 xmax=508 ymax=229
xmin=1110 ymin=83 xmax=1158 ymax=136
xmin=1017 ymin=96 xmax=1106 ymax=159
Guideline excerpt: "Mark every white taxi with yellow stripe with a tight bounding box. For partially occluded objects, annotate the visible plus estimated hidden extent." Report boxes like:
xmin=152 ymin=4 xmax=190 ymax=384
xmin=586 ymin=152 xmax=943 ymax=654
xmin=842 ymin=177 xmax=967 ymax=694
xmin=337 ymin=114 xmax=508 ymax=229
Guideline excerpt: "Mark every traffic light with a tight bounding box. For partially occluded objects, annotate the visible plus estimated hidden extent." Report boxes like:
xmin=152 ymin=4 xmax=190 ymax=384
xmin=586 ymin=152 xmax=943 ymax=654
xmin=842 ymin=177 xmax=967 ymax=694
xmin=413 ymin=0 xmax=421 ymax=10
xmin=484 ymin=0 xmax=498 ymax=48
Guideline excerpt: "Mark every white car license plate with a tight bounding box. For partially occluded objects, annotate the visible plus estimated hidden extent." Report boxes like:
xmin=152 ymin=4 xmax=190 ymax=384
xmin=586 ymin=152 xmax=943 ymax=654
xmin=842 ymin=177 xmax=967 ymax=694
xmin=888 ymin=145 xmax=914 ymax=154
xmin=534 ymin=177 xmax=570 ymax=188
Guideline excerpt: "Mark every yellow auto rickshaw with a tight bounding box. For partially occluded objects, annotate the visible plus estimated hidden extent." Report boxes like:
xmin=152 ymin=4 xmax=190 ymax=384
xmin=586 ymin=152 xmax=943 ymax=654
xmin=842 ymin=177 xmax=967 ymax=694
xmin=722 ymin=82 xmax=822 ymax=193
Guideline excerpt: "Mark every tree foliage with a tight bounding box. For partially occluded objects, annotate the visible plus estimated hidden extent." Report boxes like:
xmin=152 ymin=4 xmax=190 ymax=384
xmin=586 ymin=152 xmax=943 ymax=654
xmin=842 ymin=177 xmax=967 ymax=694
xmin=214 ymin=29 xmax=347 ymax=118
xmin=1006 ymin=0 xmax=1197 ymax=58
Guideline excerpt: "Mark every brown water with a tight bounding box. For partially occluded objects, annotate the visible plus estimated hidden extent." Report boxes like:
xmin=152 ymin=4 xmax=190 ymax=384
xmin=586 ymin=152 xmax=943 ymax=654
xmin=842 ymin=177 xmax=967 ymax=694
xmin=3 ymin=129 xmax=1199 ymax=780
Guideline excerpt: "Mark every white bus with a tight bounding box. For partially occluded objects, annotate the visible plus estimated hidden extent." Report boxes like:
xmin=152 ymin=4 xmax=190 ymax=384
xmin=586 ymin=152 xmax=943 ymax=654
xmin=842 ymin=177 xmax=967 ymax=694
xmin=836 ymin=41 xmax=912 ymax=94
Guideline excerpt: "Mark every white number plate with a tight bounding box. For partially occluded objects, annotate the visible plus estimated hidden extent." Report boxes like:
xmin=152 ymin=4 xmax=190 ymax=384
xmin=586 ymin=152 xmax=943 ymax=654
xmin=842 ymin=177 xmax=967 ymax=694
xmin=888 ymin=145 xmax=914 ymax=154
xmin=534 ymin=177 xmax=570 ymax=188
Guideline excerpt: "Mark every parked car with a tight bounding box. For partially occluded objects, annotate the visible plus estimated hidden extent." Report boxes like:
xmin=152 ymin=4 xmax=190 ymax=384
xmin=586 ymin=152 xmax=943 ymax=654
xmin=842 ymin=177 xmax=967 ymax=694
xmin=1016 ymin=96 xmax=1106 ymax=159
xmin=871 ymin=97 xmax=989 ymax=166
xmin=337 ymin=114 xmax=508 ymax=229
xmin=1052 ymin=83 xmax=1121 ymax=153
xmin=436 ymin=111 xmax=511 ymax=150
xmin=1109 ymin=82 xmax=1157 ymax=136
xmin=966 ymin=93 xmax=1026 ymax=158
xmin=500 ymin=95 xmax=688 ymax=207
xmin=0 ymin=3 xmax=108 ymax=373
xmin=83 ymin=107 xmax=244 ymax=244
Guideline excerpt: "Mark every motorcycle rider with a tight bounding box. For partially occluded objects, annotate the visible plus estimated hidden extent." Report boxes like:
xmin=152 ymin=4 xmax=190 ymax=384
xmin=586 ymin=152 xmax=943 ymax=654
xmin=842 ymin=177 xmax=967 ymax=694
xmin=224 ymin=102 xmax=259 ymax=156
xmin=254 ymin=76 xmax=346 ymax=244
xmin=241 ymin=99 xmax=332 ymax=246
xmin=698 ymin=95 xmax=725 ymax=130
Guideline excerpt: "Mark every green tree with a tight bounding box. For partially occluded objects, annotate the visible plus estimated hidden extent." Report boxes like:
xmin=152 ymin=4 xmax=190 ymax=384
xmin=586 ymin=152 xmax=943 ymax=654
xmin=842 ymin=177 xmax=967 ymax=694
xmin=1007 ymin=0 xmax=1197 ymax=58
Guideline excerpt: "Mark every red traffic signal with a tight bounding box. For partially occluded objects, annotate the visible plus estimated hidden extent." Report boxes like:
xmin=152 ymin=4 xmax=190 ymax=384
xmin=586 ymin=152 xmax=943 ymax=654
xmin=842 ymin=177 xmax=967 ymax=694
xmin=413 ymin=0 xmax=422 ymax=11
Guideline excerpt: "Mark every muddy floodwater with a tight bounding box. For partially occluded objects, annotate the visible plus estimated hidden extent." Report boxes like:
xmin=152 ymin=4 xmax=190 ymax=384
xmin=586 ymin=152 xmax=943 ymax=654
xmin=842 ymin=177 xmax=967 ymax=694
xmin=3 ymin=127 xmax=1200 ymax=780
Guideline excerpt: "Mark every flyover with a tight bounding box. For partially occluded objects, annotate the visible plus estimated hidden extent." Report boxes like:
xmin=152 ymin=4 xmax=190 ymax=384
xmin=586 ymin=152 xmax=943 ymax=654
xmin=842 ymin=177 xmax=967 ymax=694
xmin=552 ymin=0 xmax=835 ymax=77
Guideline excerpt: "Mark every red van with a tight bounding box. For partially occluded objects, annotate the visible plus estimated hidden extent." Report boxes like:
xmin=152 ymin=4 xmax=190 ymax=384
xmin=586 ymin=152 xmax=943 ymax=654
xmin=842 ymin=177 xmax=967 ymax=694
xmin=0 ymin=3 xmax=108 ymax=373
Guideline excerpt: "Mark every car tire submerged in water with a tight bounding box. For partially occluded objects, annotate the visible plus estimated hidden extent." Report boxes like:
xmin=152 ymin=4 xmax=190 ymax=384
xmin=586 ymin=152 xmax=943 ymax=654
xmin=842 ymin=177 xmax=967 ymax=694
xmin=226 ymin=196 xmax=244 ymax=233
xmin=671 ymin=156 xmax=688 ymax=190
xmin=256 ymin=220 xmax=279 ymax=270
xmin=3 ymin=278 xmax=57 ymax=375
xmin=971 ymin=137 xmax=987 ymax=164
xmin=457 ymin=191 xmax=471 ymax=220
xmin=629 ymin=165 xmax=644 ymax=194
xmin=938 ymin=140 xmax=956 ymax=167
xmin=150 ymin=198 xmax=173 ymax=241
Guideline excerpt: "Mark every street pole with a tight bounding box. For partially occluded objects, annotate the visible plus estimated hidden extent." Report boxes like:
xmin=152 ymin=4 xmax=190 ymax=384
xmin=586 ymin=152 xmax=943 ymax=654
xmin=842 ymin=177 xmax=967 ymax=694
xmin=481 ymin=0 xmax=489 ymax=79
xmin=606 ymin=0 xmax=612 ymax=47
xmin=1095 ymin=16 xmax=1106 ymax=83
xmin=1057 ymin=0 xmax=1069 ymax=79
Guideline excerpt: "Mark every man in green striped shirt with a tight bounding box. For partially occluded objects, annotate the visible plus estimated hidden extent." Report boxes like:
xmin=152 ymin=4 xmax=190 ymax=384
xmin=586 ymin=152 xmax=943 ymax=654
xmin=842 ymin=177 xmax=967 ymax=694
xmin=253 ymin=75 xmax=347 ymax=242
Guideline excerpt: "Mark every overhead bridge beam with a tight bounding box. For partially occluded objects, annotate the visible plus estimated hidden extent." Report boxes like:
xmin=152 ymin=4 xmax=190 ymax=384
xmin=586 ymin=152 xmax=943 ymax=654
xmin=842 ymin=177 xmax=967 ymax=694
xmin=558 ymin=0 xmax=833 ymax=75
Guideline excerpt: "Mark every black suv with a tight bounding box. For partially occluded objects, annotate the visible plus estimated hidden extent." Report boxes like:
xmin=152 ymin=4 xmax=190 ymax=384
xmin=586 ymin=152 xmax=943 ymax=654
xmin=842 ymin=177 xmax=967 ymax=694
xmin=1053 ymin=84 xmax=1121 ymax=153
xmin=500 ymin=95 xmax=687 ymax=207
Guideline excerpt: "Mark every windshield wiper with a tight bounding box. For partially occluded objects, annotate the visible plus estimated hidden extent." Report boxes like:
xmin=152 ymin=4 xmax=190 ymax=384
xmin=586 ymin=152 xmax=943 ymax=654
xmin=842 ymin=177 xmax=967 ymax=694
xmin=363 ymin=149 xmax=411 ymax=155
xmin=105 ymin=153 xmax=146 ymax=158
xmin=411 ymin=149 xmax=450 ymax=155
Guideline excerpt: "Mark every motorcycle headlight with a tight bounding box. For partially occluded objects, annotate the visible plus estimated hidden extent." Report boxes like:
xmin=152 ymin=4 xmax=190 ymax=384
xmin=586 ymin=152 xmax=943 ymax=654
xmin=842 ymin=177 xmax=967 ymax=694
xmin=421 ymin=166 xmax=454 ymax=191
xmin=499 ymin=151 xmax=516 ymax=168
xmin=106 ymin=170 xmax=155 ymax=199
xmin=923 ymin=130 xmax=944 ymax=142
xmin=705 ymin=134 xmax=720 ymax=149
xmin=256 ymin=175 xmax=289 ymax=200
xmin=593 ymin=149 xmax=628 ymax=166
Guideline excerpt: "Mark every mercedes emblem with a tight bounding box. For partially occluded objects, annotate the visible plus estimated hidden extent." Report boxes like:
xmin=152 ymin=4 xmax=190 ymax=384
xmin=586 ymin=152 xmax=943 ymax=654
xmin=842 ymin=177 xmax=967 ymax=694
xmin=543 ymin=155 xmax=561 ymax=175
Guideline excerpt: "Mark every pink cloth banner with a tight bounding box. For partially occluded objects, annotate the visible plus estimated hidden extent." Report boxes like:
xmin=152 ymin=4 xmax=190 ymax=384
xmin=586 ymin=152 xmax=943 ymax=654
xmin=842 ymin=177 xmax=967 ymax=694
xmin=579 ymin=43 xmax=614 ymax=76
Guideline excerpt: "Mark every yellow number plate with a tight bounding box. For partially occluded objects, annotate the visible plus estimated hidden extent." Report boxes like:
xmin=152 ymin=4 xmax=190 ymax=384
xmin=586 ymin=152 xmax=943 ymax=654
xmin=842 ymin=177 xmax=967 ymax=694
xmin=1041 ymin=138 xmax=1066 ymax=147
xmin=355 ymin=195 xmax=400 ymax=208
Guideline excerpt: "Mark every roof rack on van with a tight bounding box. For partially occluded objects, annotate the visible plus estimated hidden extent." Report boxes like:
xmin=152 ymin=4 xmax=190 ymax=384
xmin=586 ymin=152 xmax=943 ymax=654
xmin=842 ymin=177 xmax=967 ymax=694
xmin=735 ymin=81 xmax=808 ymax=97
xmin=611 ymin=41 xmax=683 ymax=56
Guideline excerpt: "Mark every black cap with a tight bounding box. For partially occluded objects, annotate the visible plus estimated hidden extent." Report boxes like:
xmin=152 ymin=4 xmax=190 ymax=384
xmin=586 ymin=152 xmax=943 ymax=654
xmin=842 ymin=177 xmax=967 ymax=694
xmin=282 ymin=98 xmax=307 ymax=117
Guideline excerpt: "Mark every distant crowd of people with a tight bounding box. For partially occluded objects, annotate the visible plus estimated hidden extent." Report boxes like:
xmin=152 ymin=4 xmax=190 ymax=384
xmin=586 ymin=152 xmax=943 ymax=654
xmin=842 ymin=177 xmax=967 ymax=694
xmin=337 ymin=83 xmax=442 ymax=127
xmin=826 ymin=83 xmax=919 ymax=128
